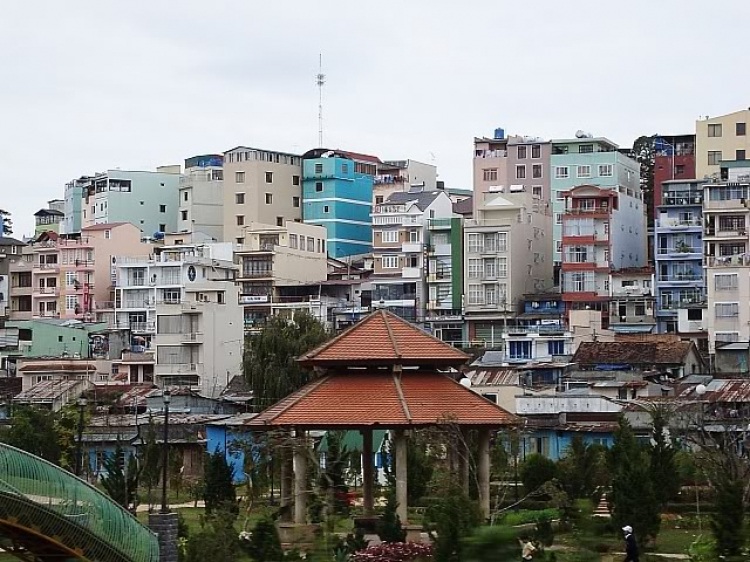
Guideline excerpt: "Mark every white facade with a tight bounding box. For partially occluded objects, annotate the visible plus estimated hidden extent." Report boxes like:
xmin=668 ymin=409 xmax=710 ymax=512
xmin=114 ymin=243 xmax=242 ymax=396
xmin=178 ymin=165 xmax=224 ymax=241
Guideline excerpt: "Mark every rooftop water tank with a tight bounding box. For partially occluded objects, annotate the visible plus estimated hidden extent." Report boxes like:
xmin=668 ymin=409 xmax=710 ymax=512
xmin=494 ymin=127 xmax=505 ymax=140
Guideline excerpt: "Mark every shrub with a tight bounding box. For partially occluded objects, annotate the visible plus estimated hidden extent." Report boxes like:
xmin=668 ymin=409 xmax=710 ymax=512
xmin=501 ymin=508 xmax=560 ymax=527
xmin=425 ymin=486 xmax=482 ymax=562
xmin=351 ymin=542 xmax=432 ymax=562
xmin=378 ymin=490 xmax=406 ymax=543
xmin=519 ymin=454 xmax=557 ymax=494
xmin=463 ymin=526 xmax=518 ymax=562
xmin=241 ymin=516 xmax=283 ymax=562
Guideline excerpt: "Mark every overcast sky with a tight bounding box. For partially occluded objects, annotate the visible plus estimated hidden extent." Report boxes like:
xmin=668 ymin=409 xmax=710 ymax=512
xmin=2 ymin=0 xmax=748 ymax=237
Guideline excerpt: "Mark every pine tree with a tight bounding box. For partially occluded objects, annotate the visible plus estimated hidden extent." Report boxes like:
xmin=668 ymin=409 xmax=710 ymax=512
xmin=609 ymin=418 xmax=660 ymax=540
xmin=0 ymin=209 xmax=12 ymax=235
xmin=101 ymin=441 xmax=140 ymax=510
xmin=378 ymin=489 xmax=406 ymax=543
xmin=140 ymin=416 xmax=161 ymax=511
xmin=711 ymin=470 xmax=745 ymax=558
xmin=245 ymin=516 xmax=283 ymax=562
xmin=204 ymin=449 xmax=237 ymax=515
xmin=649 ymin=409 xmax=679 ymax=508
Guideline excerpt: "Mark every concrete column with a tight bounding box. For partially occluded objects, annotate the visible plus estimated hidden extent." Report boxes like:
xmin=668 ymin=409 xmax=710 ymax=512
xmin=478 ymin=428 xmax=491 ymax=520
xmin=394 ymin=429 xmax=408 ymax=523
xmin=149 ymin=512 xmax=179 ymax=562
xmin=294 ymin=430 xmax=308 ymax=525
xmin=361 ymin=429 xmax=375 ymax=516
xmin=280 ymin=442 xmax=293 ymax=522
xmin=459 ymin=429 xmax=470 ymax=494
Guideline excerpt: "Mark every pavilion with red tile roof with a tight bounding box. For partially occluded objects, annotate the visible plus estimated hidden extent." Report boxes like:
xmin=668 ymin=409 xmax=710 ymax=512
xmin=247 ymin=310 xmax=517 ymax=524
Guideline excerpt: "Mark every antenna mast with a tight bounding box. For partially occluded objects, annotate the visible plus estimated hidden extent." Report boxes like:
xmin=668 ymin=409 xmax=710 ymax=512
xmin=316 ymin=54 xmax=325 ymax=148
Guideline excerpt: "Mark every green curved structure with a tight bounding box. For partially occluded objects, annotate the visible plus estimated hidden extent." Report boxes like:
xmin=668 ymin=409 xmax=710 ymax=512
xmin=0 ymin=443 xmax=159 ymax=562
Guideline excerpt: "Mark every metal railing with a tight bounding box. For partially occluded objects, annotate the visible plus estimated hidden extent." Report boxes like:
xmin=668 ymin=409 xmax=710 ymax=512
xmin=0 ymin=443 xmax=159 ymax=562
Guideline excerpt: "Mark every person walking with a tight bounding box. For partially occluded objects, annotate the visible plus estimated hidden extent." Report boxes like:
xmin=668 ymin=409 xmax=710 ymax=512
xmin=519 ymin=536 xmax=537 ymax=561
xmin=622 ymin=525 xmax=639 ymax=562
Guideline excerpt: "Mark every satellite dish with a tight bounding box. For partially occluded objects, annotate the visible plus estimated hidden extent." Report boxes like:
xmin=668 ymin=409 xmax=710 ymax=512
xmin=460 ymin=377 xmax=472 ymax=388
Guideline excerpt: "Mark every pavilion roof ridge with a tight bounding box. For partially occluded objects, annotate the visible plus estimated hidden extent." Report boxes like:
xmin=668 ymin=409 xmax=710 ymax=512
xmin=392 ymin=372 xmax=412 ymax=422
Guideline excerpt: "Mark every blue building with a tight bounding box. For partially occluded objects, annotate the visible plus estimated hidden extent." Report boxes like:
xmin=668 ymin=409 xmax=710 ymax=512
xmin=302 ymin=149 xmax=380 ymax=258
xmin=523 ymin=425 xmax=616 ymax=461
xmin=654 ymin=179 xmax=706 ymax=333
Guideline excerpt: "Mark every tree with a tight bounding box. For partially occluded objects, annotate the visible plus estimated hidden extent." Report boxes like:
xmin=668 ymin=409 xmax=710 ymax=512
xmin=609 ymin=418 xmax=660 ymax=540
xmin=140 ymin=416 xmax=161 ymax=511
xmin=557 ymin=436 xmax=607 ymax=501
xmin=243 ymin=311 xmax=329 ymax=411
xmin=1 ymin=407 xmax=62 ymax=463
xmin=378 ymin=489 xmax=406 ymax=543
xmin=710 ymin=468 xmax=746 ymax=558
xmin=320 ymin=430 xmax=351 ymax=516
xmin=0 ymin=209 xmax=12 ymax=235
xmin=101 ymin=441 xmax=140 ymax=510
xmin=425 ymin=484 xmax=482 ymax=562
xmin=185 ymin=508 xmax=240 ymax=562
xmin=406 ymin=433 xmax=434 ymax=505
xmin=243 ymin=516 xmax=283 ymax=562
xmin=649 ymin=409 xmax=680 ymax=508
xmin=519 ymin=453 xmax=557 ymax=494
xmin=203 ymin=449 xmax=237 ymax=515
xmin=629 ymin=135 xmax=656 ymax=228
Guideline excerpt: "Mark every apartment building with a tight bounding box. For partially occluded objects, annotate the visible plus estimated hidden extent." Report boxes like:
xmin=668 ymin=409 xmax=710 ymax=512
xmin=654 ymin=179 xmax=706 ymax=334
xmin=0 ymin=237 xmax=25 ymax=319
xmin=653 ymin=135 xmax=696 ymax=224
xmin=223 ymin=146 xmax=302 ymax=245
xmin=608 ymin=268 xmax=656 ymax=335
xmin=374 ymin=160 xmax=437 ymax=205
xmin=302 ymin=148 xmax=379 ymax=258
xmin=560 ymin=185 xmax=646 ymax=326
xmin=235 ymin=221 xmax=328 ymax=332
xmin=425 ymin=217 xmax=464 ymax=344
xmin=500 ymin=293 xmax=572 ymax=363
xmin=34 ymin=200 xmax=65 ymax=235
xmin=696 ymin=109 xmax=750 ymax=179
xmin=178 ymin=155 xmax=224 ymax=241
xmin=371 ymin=190 xmax=454 ymax=324
xmin=465 ymin=132 xmax=554 ymax=342
xmin=551 ymin=136 xmax=641 ymax=271
xmin=77 ymin=168 xmax=181 ymax=236
xmin=9 ymin=223 xmax=150 ymax=322
xmin=112 ymin=243 xmax=241 ymax=396
xmin=62 ymin=177 xmax=91 ymax=234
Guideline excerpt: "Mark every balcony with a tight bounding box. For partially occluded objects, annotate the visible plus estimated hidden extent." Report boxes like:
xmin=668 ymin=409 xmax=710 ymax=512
xmin=95 ymin=301 xmax=115 ymax=310
xmin=33 ymin=287 xmax=59 ymax=296
xmin=402 ymin=242 xmax=423 ymax=253
xmin=182 ymin=332 xmax=203 ymax=344
xmin=704 ymin=228 xmax=747 ymax=239
xmin=372 ymin=215 xmax=421 ymax=227
xmin=239 ymin=270 xmax=273 ymax=279
xmin=35 ymin=263 xmax=59 ymax=272
xmin=656 ymin=218 xmax=702 ymax=230
xmin=612 ymin=287 xmax=653 ymax=297
xmin=610 ymin=315 xmax=655 ymax=325
xmin=130 ymin=321 xmax=156 ymax=333
xmin=660 ymin=196 xmax=702 ymax=206
xmin=119 ymin=299 xmax=154 ymax=309
xmin=402 ymin=267 xmax=421 ymax=278
xmin=704 ymin=199 xmax=748 ymax=211
xmin=74 ymin=259 xmax=95 ymax=269
xmin=37 ymin=310 xmax=60 ymax=318
xmin=564 ymin=206 xmax=611 ymax=216
xmin=706 ymin=255 xmax=750 ymax=267
xmin=181 ymin=302 xmax=204 ymax=313
xmin=428 ymin=218 xmax=453 ymax=230
xmin=428 ymin=272 xmax=452 ymax=283
xmin=156 ymin=363 xmax=199 ymax=375
xmin=656 ymin=246 xmax=702 ymax=258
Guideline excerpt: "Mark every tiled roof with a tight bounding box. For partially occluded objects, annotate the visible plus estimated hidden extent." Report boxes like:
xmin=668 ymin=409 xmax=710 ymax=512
xmin=385 ymin=190 xmax=445 ymax=211
xmin=298 ymin=310 xmax=469 ymax=367
xmin=245 ymin=371 xmax=517 ymax=429
xmin=573 ymin=340 xmax=695 ymax=366
xmin=82 ymin=222 xmax=130 ymax=231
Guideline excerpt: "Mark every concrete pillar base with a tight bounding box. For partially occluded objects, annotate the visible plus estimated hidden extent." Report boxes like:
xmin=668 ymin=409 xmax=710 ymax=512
xmin=149 ymin=511 xmax=179 ymax=562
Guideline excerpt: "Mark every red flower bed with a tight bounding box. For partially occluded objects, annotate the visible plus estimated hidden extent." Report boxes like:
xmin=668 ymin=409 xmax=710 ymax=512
xmin=352 ymin=542 xmax=433 ymax=562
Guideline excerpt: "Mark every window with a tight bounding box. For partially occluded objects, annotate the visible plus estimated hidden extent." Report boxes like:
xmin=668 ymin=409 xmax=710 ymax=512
xmin=715 ymin=302 xmax=739 ymax=318
xmin=715 ymin=274 xmax=738 ymax=290
xmin=578 ymin=144 xmax=594 ymax=154
xmin=236 ymin=237 xmax=244 ymax=245
xmin=577 ymin=165 xmax=591 ymax=178
xmin=381 ymin=230 xmax=399 ymax=243
xmin=375 ymin=195 xmax=384 ymax=204
xmin=516 ymin=165 xmax=526 ymax=179
xmin=718 ymin=215 xmax=745 ymax=231
xmin=482 ymin=169 xmax=498 ymax=182
xmin=342 ymin=163 xmax=349 ymax=174
xmin=468 ymin=259 xmax=481 ymax=279
xmin=548 ymin=340 xmax=565 ymax=355
xmin=235 ymin=171 xmax=245 ymax=183
xmin=708 ymin=123 xmax=722 ymax=137
xmin=323 ymin=205 xmax=329 ymax=213
xmin=289 ymin=234 xmax=298 ymax=249
xmin=517 ymin=146 xmax=527 ymax=159
xmin=65 ymin=271 xmax=76 ymax=287
xmin=708 ymin=151 xmax=722 ymax=166
xmin=467 ymin=233 xmax=483 ymax=253
xmin=265 ymin=171 xmax=273 ymax=183
xmin=181 ymin=210 xmax=188 ymax=221
xmin=277 ymin=217 xmax=284 ymax=227
xmin=382 ymin=255 xmax=399 ymax=269
xmin=159 ymin=224 xmax=166 ymax=232
xmin=555 ymin=213 xmax=563 ymax=225
xmin=737 ymin=122 xmax=746 ymax=136
xmin=104 ymin=229 xmax=111 ymax=239
xmin=408 ymin=230 xmax=420 ymax=242
xmin=497 ymin=232 xmax=507 ymax=252
xmin=265 ymin=193 xmax=273 ymax=204
xmin=498 ymin=257 xmax=507 ymax=278
xmin=468 ymin=284 xmax=483 ymax=305
xmin=293 ymin=175 xmax=300 ymax=186
xmin=183 ymin=191 xmax=189 ymax=202
xmin=556 ymin=190 xmax=565 ymax=200
xmin=484 ymin=258 xmax=497 ymax=279
xmin=532 ymin=164 xmax=543 ymax=179
xmin=531 ymin=145 xmax=541 ymax=159
xmin=533 ymin=185 xmax=543 ymax=198
xmin=158 ymin=204 xmax=166 ymax=213
xmin=65 ymin=295 xmax=78 ymax=311
xmin=315 ymin=182 xmax=324 ymax=192
xmin=485 ymin=285 xmax=497 ymax=305
xmin=236 ymin=193 xmax=245 ymax=204
xmin=738 ymin=149 xmax=746 ymax=161
xmin=687 ymin=308 xmax=702 ymax=321
xmin=597 ymin=164 xmax=613 ymax=177
xmin=556 ymin=241 xmax=562 ymax=253
xmin=315 ymin=163 xmax=323 ymax=174
xmin=555 ymin=166 xmax=569 ymax=179
xmin=675 ymin=164 xmax=685 ymax=175
xmin=236 ymin=215 xmax=244 ymax=226
xmin=509 ymin=341 xmax=532 ymax=360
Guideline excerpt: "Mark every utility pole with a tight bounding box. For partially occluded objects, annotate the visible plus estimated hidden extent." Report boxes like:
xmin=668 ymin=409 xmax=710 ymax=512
xmin=317 ymin=54 xmax=325 ymax=148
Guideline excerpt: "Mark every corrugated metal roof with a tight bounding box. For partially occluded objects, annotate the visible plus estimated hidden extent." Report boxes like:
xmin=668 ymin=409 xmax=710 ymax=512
xmin=464 ymin=369 xmax=520 ymax=386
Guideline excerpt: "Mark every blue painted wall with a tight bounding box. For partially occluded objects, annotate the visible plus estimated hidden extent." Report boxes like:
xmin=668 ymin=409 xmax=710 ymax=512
xmin=206 ymin=424 xmax=257 ymax=484
xmin=524 ymin=429 xmax=614 ymax=461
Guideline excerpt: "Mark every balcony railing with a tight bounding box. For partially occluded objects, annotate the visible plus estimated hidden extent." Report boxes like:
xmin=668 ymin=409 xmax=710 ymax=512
xmin=656 ymin=218 xmax=702 ymax=228
xmin=657 ymin=246 xmax=701 ymax=255
xmin=36 ymin=263 xmax=59 ymax=270
xmin=565 ymin=207 xmax=610 ymax=215
xmin=157 ymin=363 xmax=198 ymax=374
xmin=706 ymin=255 xmax=750 ymax=267
xmin=35 ymin=287 xmax=59 ymax=295
xmin=658 ymin=273 xmax=701 ymax=281
xmin=129 ymin=321 xmax=156 ymax=332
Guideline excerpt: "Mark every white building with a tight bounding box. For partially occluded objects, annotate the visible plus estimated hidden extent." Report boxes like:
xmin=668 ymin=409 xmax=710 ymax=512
xmin=113 ymin=242 xmax=242 ymax=396
xmin=178 ymin=155 xmax=225 ymax=241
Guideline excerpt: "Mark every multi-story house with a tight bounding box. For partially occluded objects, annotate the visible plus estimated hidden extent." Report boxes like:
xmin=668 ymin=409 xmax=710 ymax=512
xmin=223 ymin=146 xmax=302 ymax=246
xmin=9 ymin=223 xmax=151 ymax=322
xmin=371 ymin=190 xmax=454 ymax=324
xmin=178 ymin=155 xmax=224 ymax=241
xmin=235 ymin=221 xmax=328 ymax=333
xmin=500 ymin=293 xmax=573 ymax=364
xmin=374 ymin=160 xmax=437 ymax=205
xmin=560 ymin=184 xmax=646 ymax=326
xmin=465 ymin=132 xmax=554 ymax=343
xmin=302 ymin=148 xmax=379 ymax=258
xmin=34 ymin=200 xmax=65 ymax=235
xmin=0 ymin=237 xmax=25 ymax=319
xmin=696 ymin=109 xmax=750 ymax=180
xmin=62 ymin=177 xmax=91 ymax=235
xmin=551 ymin=136 xmax=641 ymax=275
xmin=653 ymin=135 xmax=696 ymax=224
xmin=654 ymin=179 xmax=706 ymax=334
xmin=607 ymin=268 xmax=656 ymax=335
xmin=424 ymin=217 xmax=464 ymax=344
xmin=113 ymin=242 xmax=242 ymax=396
xmin=78 ymin=168 xmax=181 ymax=236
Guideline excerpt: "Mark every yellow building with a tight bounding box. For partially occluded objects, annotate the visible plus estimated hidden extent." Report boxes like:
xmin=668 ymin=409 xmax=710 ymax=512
xmin=696 ymin=109 xmax=750 ymax=179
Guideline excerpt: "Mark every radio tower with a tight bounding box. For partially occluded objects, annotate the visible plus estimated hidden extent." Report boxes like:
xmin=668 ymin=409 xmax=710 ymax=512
xmin=316 ymin=54 xmax=325 ymax=148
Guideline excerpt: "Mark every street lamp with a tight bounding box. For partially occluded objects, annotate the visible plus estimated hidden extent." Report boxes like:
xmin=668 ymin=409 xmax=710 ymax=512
xmin=694 ymin=383 xmax=707 ymax=532
xmin=161 ymin=389 xmax=171 ymax=514
xmin=75 ymin=396 xmax=87 ymax=477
